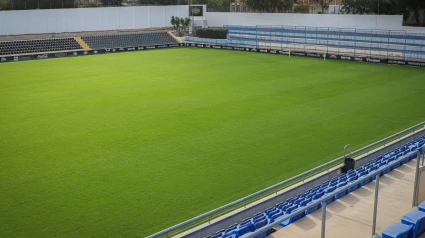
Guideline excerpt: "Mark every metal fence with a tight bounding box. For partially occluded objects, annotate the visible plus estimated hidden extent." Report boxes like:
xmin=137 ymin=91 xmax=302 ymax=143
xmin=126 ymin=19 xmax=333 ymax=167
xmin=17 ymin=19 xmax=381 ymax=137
xmin=220 ymin=25 xmax=425 ymax=62
xmin=148 ymin=121 xmax=425 ymax=238
xmin=245 ymin=147 xmax=425 ymax=238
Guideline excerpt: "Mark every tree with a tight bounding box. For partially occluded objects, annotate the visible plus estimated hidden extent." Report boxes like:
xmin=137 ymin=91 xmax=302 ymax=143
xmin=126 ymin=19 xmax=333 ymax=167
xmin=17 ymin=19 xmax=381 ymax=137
xmin=100 ymin=0 xmax=122 ymax=6
xmin=206 ymin=0 xmax=230 ymax=12
xmin=293 ymin=4 xmax=309 ymax=13
xmin=310 ymin=0 xmax=332 ymax=13
xmin=182 ymin=17 xmax=191 ymax=33
xmin=0 ymin=0 xmax=11 ymax=10
xmin=341 ymin=0 xmax=425 ymax=26
xmin=170 ymin=16 xmax=191 ymax=36
xmin=242 ymin=0 xmax=293 ymax=12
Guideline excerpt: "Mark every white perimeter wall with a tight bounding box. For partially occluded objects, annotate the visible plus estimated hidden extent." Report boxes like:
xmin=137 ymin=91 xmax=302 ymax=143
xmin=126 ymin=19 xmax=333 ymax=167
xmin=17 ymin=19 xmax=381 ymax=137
xmin=205 ymin=12 xmax=404 ymax=30
xmin=0 ymin=5 xmax=192 ymax=35
xmin=2 ymin=7 xmax=425 ymax=36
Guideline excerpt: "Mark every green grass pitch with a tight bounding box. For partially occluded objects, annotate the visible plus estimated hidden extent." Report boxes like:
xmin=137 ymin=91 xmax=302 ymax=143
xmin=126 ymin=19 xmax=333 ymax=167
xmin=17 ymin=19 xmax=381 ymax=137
xmin=1 ymin=47 xmax=425 ymax=237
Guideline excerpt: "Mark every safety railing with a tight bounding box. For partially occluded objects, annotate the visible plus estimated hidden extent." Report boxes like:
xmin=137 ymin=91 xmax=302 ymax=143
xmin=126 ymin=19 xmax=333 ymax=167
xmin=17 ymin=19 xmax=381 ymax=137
xmin=223 ymin=25 xmax=425 ymax=41
xmin=221 ymin=25 xmax=425 ymax=61
xmin=246 ymin=147 xmax=424 ymax=238
xmin=147 ymin=121 xmax=425 ymax=238
xmin=186 ymin=35 xmax=425 ymax=61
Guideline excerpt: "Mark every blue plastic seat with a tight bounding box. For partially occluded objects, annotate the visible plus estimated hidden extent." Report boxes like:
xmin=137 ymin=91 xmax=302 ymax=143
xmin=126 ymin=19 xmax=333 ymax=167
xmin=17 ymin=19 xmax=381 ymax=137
xmin=223 ymin=228 xmax=237 ymax=237
xmin=223 ymin=234 xmax=237 ymax=238
xmin=267 ymin=209 xmax=280 ymax=218
xmin=241 ymin=217 xmax=251 ymax=224
xmin=347 ymin=178 xmax=360 ymax=193
xmin=382 ymin=222 xmax=413 ymax=238
xmin=286 ymin=197 xmax=295 ymax=204
xmin=347 ymin=171 xmax=356 ymax=176
xmin=299 ymin=198 xmax=312 ymax=207
xmin=367 ymin=168 xmax=377 ymax=181
xmin=253 ymin=215 xmax=265 ymax=224
xmin=293 ymin=198 xmax=303 ymax=206
xmin=276 ymin=202 xmax=287 ymax=210
xmin=215 ymin=229 xmax=225 ymax=236
xmin=253 ymin=217 xmax=265 ymax=224
xmin=320 ymin=184 xmax=328 ymax=189
xmin=240 ymin=220 xmax=252 ymax=228
xmin=324 ymin=186 xmax=336 ymax=204
xmin=228 ymin=223 xmax=238 ymax=230
xmin=237 ymin=225 xmax=252 ymax=236
xmin=335 ymin=181 xmax=348 ymax=199
xmin=391 ymin=159 xmax=401 ymax=170
xmin=401 ymin=210 xmax=425 ymax=238
xmin=357 ymin=170 xmax=367 ymax=177
xmin=270 ymin=211 xmax=284 ymax=222
xmin=359 ymin=172 xmax=370 ymax=186
xmin=305 ymin=201 xmax=320 ymax=215
xmin=280 ymin=207 xmax=304 ymax=227
xmin=305 ymin=194 xmax=314 ymax=200
xmin=252 ymin=219 xmax=269 ymax=238
xmin=381 ymin=162 xmax=391 ymax=175
xmin=313 ymin=190 xmax=324 ymax=200
xmin=253 ymin=212 xmax=264 ymax=219
xmin=254 ymin=218 xmax=268 ymax=229
xmin=295 ymin=193 xmax=305 ymax=199
xmin=285 ymin=205 xmax=298 ymax=214
xmin=281 ymin=203 xmax=293 ymax=212
xmin=264 ymin=207 xmax=275 ymax=215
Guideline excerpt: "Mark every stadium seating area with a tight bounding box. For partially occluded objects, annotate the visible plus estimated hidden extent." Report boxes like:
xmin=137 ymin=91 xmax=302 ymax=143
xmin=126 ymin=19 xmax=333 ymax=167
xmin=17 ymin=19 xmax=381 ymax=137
xmin=380 ymin=201 xmax=425 ymax=238
xmin=205 ymin=136 xmax=425 ymax=238
xmin=0 ymin=38 xmax=83 ymax=56
xmin=187 ymin=25 xmax=425 ymax=61
xmin=81 ymin=32 xmax=176 ymax=49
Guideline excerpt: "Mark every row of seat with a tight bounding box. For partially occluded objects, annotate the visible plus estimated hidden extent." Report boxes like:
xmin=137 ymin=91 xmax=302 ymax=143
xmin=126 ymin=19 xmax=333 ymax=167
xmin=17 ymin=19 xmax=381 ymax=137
xmin=228 ymin=30 xmax=425 ymax=51
xmin=81 ymin=32 xmax=176 ymax=49
xmin=380 ymin=201 xmax=425 ymax=238
xmin=0 ymin=38 xmax=82 ymax=55
xmin=0 ymin=38 xmax=73 ymax=46
xmin=227 ymin=34 xmax=425 ymax=55
xmin=223 ymin=25 xmax=425 ymax=43
xmin=205 ymin=136 xmax=425 ymax=238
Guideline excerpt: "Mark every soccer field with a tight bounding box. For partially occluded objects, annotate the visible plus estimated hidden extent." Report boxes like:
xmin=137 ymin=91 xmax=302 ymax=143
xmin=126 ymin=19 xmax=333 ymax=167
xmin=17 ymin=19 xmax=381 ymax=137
xmin=1 ymin=47 xmax=425 ymax=237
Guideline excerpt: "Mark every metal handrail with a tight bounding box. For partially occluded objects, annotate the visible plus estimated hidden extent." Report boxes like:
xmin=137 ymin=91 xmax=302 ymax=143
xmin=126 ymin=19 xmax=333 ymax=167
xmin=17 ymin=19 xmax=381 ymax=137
xmin=246 ymin=148 xmax=423 ymax=238
xmin=147 ymin=122 xmax=425 ymax=238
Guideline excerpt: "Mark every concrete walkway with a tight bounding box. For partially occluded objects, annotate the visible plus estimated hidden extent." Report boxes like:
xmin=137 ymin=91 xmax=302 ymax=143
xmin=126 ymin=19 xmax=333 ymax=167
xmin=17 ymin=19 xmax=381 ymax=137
xmin=271 ymin=159 xmax=420 ymax=238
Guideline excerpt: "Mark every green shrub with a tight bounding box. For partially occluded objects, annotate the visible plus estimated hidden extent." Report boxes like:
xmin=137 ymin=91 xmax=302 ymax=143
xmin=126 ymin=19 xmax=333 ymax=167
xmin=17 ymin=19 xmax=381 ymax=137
xmin=294 ymin=4 xmax=310 ymax=13
xmin=196 ymin=28 xmax=228 ymax=39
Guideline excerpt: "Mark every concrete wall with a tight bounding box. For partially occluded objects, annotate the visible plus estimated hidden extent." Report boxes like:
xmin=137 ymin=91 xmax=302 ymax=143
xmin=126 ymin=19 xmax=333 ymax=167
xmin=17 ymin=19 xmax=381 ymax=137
xmin=0 ymin=5 xmax=191 ymax=35
xmin=204 ymin=12 xmax=404 ymax=30
xmin=2 ymin=7 xmax=425 ymax=36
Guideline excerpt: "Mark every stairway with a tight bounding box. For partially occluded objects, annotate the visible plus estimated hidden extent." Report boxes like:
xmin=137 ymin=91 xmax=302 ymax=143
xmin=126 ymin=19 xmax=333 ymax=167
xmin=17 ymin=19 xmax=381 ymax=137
xmin=74 ymin=37 xmax=91 ymax=50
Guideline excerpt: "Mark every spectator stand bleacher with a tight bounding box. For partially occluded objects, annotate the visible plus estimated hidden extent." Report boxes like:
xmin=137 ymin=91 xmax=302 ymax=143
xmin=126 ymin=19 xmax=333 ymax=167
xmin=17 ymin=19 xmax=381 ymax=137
xmin=0 ymin=38 xmax=83 ymax=56
xmin=212 ymin=143 xmax=424 ymax=238
xmin=81 ymin=32 xmax=176 ymax=50
xmin=148 ymin=123 xmax=425 ymax=238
